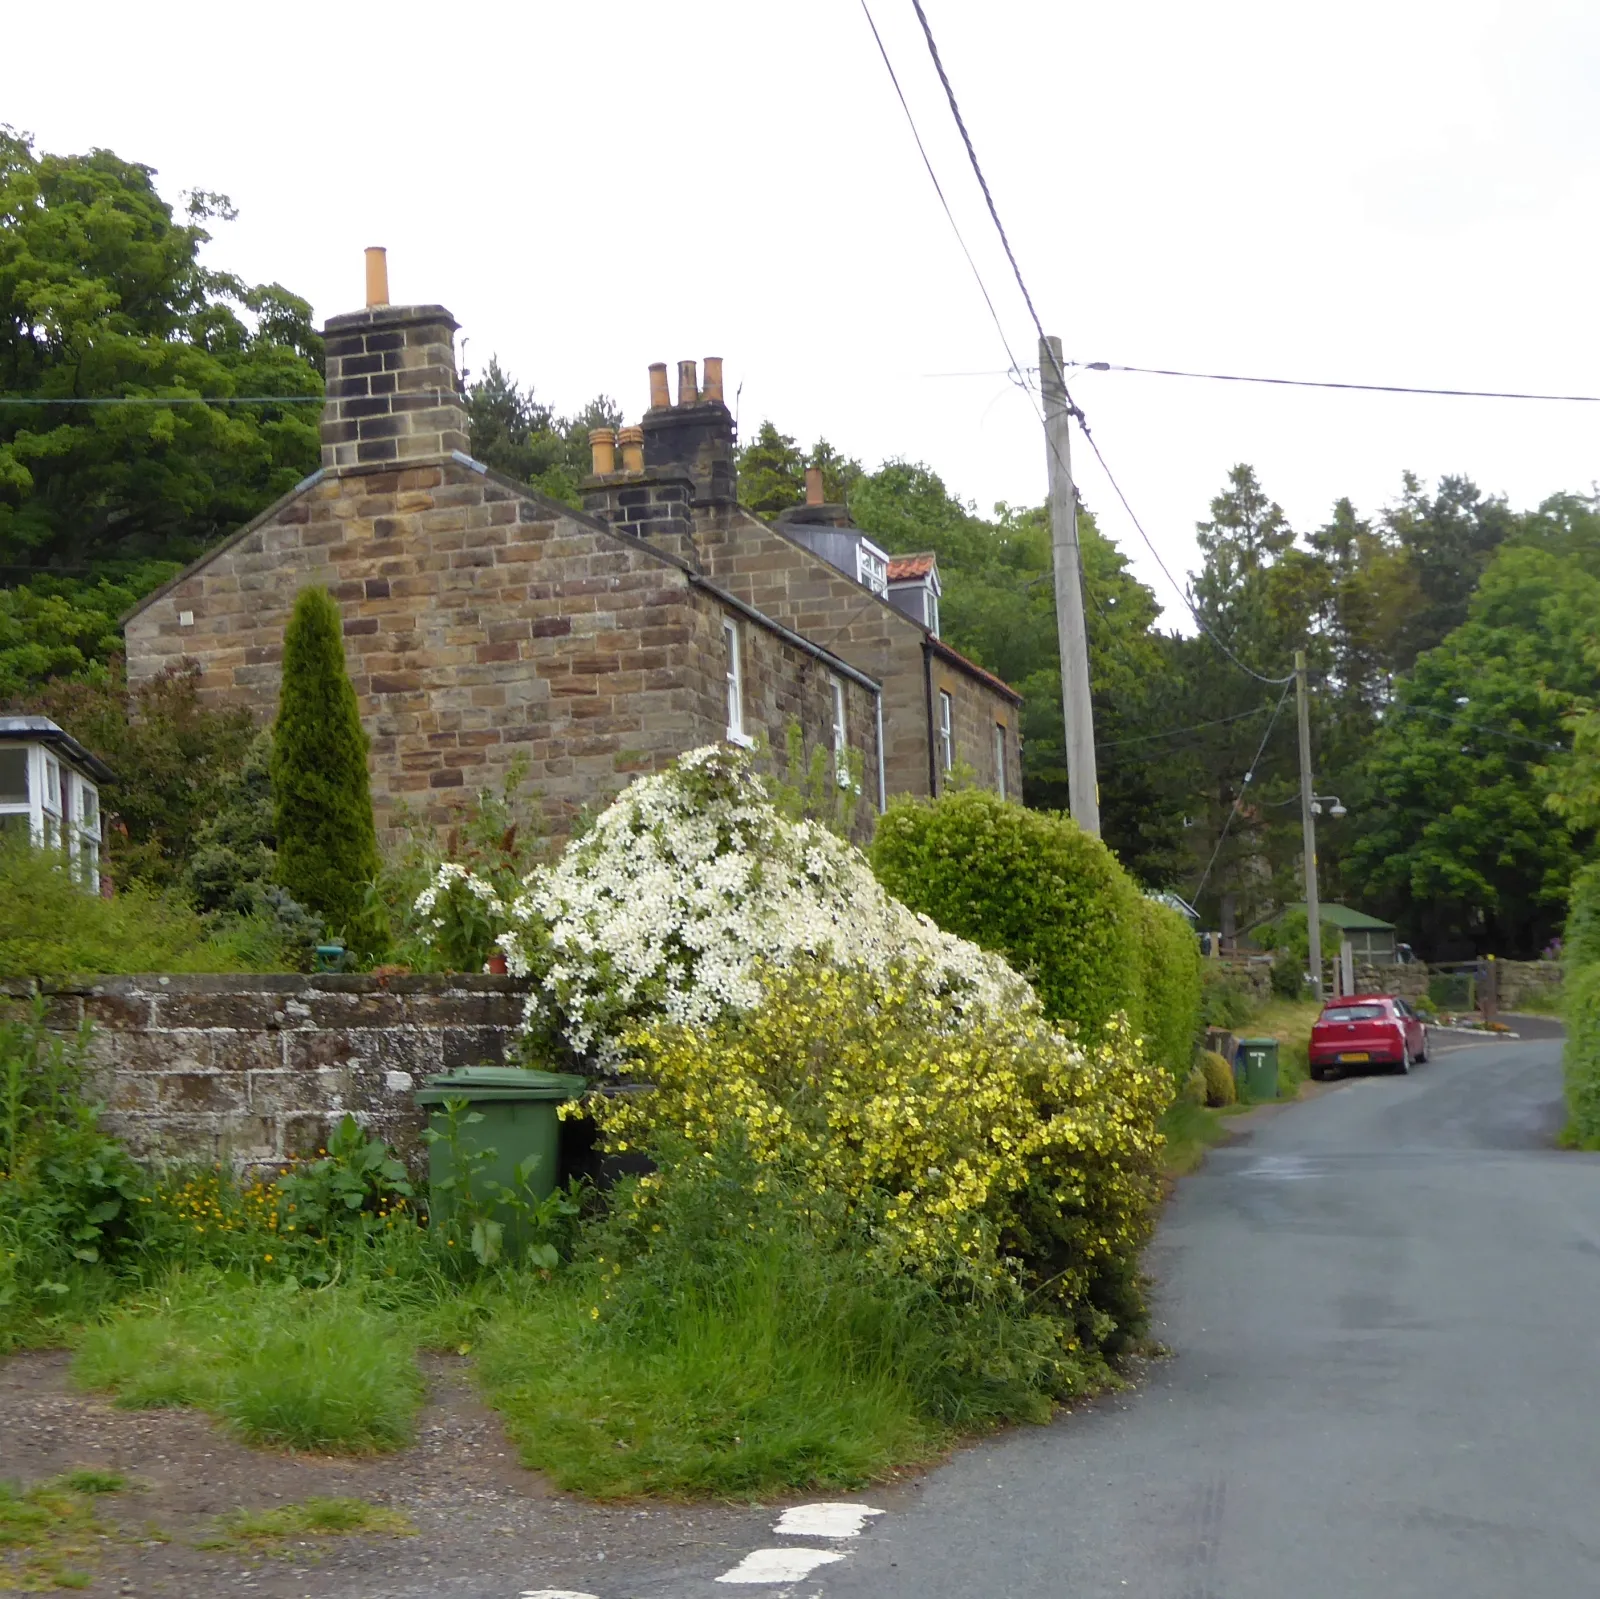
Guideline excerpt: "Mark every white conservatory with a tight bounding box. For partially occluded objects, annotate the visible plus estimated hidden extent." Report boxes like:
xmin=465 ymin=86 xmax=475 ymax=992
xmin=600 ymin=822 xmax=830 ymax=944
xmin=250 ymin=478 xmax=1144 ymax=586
xmin=0 ymin=717 xmax=114 ymax=890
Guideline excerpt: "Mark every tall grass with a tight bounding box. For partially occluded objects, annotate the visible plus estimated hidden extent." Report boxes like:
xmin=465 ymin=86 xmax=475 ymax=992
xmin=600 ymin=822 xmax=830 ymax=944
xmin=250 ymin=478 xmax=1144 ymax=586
xmin=475 ymin=1161 xmax=1064 ymax=1498
xmin=73 ymin=1274 xmax=423 ymax=1452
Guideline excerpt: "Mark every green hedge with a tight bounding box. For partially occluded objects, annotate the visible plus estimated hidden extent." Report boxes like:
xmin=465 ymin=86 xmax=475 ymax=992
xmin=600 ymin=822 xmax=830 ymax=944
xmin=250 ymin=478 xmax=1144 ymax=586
xmin=1561 ymin=862 xmax=1600 ymax=1147
xmin=871 ymin=790 xmax=1144 ymax=1045
xmin=1564 ymin=861 xmax=1600 ymax=968
xmin=869 ymin=790 xmax=1202 ymax=1076
xmin=1137 ymin=897 xmax=1204 ymax=1077
xmin=1563 ymin=962 xmax=1600 ymax=1148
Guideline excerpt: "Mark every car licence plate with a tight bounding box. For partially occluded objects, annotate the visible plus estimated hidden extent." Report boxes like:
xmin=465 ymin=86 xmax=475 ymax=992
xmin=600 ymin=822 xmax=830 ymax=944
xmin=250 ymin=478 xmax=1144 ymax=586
xmin=1338 ymin=1052 xmax=1370 ymax=1063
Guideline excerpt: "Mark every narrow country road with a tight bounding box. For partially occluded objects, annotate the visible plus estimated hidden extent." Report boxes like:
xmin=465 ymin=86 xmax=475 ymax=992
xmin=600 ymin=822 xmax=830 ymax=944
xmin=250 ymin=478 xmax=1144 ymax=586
xmin=799 ymin=1020 xmax=1600 ymax=1599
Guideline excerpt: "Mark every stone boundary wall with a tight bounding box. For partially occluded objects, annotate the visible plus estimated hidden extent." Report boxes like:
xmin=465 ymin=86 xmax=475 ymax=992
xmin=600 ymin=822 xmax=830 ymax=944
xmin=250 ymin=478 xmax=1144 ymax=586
xmin=1490 ymin=959 xmax=1563 ymax=1010
xmin=1353 ymin=963 xmax=1430 ymax=1000
xmin=2 ymin=974 xmax=529 ymax=1173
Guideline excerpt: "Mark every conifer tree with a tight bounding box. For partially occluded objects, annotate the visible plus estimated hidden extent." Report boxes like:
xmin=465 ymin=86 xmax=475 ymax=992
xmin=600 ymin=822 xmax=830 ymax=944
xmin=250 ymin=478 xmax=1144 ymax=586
xmin=271 ymin=587 xmax=387 ymax=956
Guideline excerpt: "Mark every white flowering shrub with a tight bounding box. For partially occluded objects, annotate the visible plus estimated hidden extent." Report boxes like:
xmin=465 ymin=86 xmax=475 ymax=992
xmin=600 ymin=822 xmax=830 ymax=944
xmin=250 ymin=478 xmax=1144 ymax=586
xmin=417 ymin=745 xmax=1033 ymax=1065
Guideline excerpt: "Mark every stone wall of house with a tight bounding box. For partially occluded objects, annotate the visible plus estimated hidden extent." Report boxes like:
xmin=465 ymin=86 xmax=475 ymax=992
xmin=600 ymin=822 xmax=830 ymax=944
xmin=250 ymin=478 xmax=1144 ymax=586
xmin=125 ymin=460 xmax=879 ymax=843
xmin=655 ymin=505 xmax=1021 ymax=801
xmin=4 ymin=974 xmax=529 ymax=1174
xmin=928 ymin=645 xmax=1022 ymax=799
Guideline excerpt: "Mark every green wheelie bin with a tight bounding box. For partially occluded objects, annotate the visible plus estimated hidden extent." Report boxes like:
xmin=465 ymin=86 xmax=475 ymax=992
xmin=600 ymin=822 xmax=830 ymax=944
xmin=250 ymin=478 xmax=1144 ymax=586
xmin=415 ymin=1066 xmax=586 ymax=1257
xmin=1234 ymin=1037 xmax=1280 ymax=1102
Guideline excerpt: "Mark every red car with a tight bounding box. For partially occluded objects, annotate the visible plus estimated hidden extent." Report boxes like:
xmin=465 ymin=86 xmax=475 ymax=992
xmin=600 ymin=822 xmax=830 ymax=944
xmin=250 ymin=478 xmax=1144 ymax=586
xmin=1308 ymin=996 xmax=1430 ymax=1079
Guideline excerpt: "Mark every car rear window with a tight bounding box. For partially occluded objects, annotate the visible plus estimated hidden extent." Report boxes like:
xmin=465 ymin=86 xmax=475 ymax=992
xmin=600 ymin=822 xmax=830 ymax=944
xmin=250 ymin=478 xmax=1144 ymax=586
xmin=1322 ymin=1005 xmax=1386 ymax=1022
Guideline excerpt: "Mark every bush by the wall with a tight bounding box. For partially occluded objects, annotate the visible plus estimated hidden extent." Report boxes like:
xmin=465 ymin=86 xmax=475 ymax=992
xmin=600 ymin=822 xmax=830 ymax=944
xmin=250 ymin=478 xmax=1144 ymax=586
xmin=597 ymin=959 xmax=1168 ymax=1375
xmin=1201 ymin=965 xmax=1254 ymax=1029
xmin=1564 ymin=862 xmax=1600 ymax=969
xmin=1198 ymin=1049 xmax=1236 ymax=1107
xmin=1562 ymin=865 xmax=1600 ymax=1148
xmin=0 ymin=838 xmax=288 ymax=977
xmin=1136 ymin=898 xmax=1203 ymax=1078
xmin=1563 ymin=964 xmax=1600 ymax=1148
xmin=271 ymin=587 xmax=386 ymax=958
xmin=870 ymin=789 xmax=1144 ymax=1045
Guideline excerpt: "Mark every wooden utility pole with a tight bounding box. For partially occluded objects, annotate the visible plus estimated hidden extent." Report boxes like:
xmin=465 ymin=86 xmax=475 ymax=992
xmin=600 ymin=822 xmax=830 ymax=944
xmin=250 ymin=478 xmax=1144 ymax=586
xmin=1295 ymin=649 xmax=1323 ymax=1000
xmin=1039 ymin=335 xmax=1099 ymax=835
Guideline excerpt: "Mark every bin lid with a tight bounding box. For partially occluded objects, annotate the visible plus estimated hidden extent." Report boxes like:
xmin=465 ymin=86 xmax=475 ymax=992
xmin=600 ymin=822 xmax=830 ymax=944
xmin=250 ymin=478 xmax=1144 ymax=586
xmin=415 ymin=1066 xmax=587 ymax=1103
xmin=1237 ymin=1037 xmax=1279 ymax=1048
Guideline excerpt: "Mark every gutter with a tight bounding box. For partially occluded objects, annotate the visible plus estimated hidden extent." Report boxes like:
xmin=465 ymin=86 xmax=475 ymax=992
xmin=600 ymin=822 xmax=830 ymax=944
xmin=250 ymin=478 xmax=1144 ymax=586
xmin=922 ymin=639 xmax=938 ymax=796
xmin=688 ymin=574 xmax=881 ymax=695
xmin=874 ymin=690 xmax=887 ymax=813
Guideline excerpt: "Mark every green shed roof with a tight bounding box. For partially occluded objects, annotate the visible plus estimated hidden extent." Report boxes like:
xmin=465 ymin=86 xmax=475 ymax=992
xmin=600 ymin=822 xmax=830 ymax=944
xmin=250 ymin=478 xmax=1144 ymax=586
xmin=1286 ymin=901 xmax=1396 ymax=932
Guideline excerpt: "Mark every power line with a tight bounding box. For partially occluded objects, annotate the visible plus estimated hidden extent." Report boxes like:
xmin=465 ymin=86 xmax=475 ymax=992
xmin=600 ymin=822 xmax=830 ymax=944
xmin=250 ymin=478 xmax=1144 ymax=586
xmin=903 ymin=1 xmax=1294 ymax=689
xmin=1191 ymin=681 xmax=1295 ymax=902
xmin=857 ymin=0 xmax=1027 ymax=387
xmin=1382 ymin=699 xmax=1567 ymax=753
xmin=908 ymin=0 xmax=1053 ymax=382
xmin=0 ymin=393 xmax=327 ymax=406
xmin=1083 ymin=361 xmax=1600 ymax=405
xmin=1099 ymin=703 xmax=1277 ymax=750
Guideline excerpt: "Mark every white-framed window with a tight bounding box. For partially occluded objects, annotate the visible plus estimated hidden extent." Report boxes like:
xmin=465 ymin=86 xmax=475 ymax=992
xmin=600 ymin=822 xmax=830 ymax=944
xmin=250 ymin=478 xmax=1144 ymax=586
xmin=831 ymin=676 xmax=850 ymax=785
xmin=723 ymin=616 xmax=752 ymax=747
xmin=993 ymin=723 xmax=1007 ymax=800
xmin=938 ymin=690 xmax=954 ymax=774
xmin=41 ymin=753 xmax=63 ymax=851
xmin=70 ymin=771 xmax=101 ymax=887
xmin=855 ymin=539 xmax=889 ymax=597
xmin=926 ymin=586 xmax=940 ymax=637
xmin=0 ymin=741 xmax=102 ymax=890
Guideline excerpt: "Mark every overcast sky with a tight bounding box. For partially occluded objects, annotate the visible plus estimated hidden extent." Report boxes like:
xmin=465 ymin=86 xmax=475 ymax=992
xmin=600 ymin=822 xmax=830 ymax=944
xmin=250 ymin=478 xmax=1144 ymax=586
xmin=14 ymin=0 xmax=1598 ymax=626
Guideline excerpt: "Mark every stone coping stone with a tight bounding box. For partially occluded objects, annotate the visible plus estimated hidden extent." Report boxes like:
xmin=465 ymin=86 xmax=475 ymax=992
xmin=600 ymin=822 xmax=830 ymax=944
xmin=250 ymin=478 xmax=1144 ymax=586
xmin=1 ymin=973 xmax=529 ymax=998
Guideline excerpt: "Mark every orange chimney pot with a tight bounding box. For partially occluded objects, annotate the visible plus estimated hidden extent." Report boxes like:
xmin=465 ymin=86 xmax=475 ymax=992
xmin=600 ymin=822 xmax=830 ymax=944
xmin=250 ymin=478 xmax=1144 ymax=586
xmin=364 ymin=246 xmax=389 ymax=308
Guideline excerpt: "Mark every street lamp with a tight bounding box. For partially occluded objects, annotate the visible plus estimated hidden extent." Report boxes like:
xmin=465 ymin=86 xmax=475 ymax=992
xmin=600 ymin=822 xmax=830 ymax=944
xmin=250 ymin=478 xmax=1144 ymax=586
xmin=1310 ymin=795 xmax=1347 ymax=820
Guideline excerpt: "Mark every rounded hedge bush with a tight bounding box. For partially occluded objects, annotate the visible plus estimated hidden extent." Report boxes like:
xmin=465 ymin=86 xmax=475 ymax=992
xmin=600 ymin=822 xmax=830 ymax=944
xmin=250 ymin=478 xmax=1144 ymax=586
xmin=1137 ymin=897 xmax=1204 ymax=1080
xmin=870 ymin=789 xmax=1144 ymax=1045
xmin=1198 ymin=1049 xmax=1236 ymax=1108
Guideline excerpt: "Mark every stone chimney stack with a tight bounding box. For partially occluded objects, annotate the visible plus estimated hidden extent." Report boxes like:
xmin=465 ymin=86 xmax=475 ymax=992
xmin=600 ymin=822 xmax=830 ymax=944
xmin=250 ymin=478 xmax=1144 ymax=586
xmin=319 ymin=249 xmax=469 ymax=472
xmin=639 ymin=357 xmax=736 ymax=506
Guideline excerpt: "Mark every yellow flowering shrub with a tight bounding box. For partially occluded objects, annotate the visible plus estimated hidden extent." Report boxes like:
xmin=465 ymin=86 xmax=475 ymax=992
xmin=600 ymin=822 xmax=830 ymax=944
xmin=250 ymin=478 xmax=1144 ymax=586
xmin=588 ymin=960 xmax=1169 ymax=1361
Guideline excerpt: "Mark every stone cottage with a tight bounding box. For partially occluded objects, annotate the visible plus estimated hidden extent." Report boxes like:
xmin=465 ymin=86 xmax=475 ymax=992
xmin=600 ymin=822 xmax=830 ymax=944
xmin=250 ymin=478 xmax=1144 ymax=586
xmin=124 ymin=252 xmax=1021 ymax=838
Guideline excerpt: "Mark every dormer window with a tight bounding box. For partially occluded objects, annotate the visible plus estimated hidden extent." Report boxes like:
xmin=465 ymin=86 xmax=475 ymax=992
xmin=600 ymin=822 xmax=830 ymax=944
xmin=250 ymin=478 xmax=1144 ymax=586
xmin=854 ymin=540 xmax=889 ymax=597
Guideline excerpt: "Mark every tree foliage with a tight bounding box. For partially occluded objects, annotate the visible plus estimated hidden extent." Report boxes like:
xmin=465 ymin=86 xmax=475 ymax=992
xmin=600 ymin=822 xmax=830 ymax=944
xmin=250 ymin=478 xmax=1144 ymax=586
xmin=270 ymin=588 xmax=385 ymax=956
xmin=15 ymin=661 xmax=256 ymax=887
xmin=0 ymin=128 xmax=324 ymax=693
xmin=0 ymin=128 xmax=323 ymax=569
xmin=463 ymin=356 xmax=619 ymax=507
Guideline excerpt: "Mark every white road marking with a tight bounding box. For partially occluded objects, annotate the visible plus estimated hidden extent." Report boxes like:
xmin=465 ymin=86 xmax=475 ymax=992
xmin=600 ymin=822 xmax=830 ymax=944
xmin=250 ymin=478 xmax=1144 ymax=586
xmin=773 ymin=1503 xmax=885 ymax=1539
xmin=715 ymin=1548 xmax=847 ymax=1583
xmin=519 ymin=1590 xmax=600 ymax=1598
